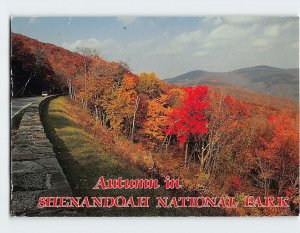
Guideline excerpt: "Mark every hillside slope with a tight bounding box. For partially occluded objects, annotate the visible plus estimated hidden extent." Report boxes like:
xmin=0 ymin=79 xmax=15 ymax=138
xmin=165 ymin=66 xmax=299 ymax=99
xmin=11 ymin=33 xmax=126 ymax=97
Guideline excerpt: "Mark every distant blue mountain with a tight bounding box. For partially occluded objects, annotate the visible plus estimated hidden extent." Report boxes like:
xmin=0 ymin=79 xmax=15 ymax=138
xmin=165 ymin=66 xmax=299 ymax=99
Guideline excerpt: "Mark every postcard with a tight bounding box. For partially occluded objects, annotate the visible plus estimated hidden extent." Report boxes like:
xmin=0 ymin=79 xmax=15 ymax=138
xmin=10 ymin=16 xmax=299 ymax=216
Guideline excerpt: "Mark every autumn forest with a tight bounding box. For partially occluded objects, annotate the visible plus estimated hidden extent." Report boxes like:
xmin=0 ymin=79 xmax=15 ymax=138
xmin=11 ymin=33 xmax=299 ymax=216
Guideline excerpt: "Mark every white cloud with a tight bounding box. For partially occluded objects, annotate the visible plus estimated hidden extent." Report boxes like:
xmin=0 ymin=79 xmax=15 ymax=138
xmin=264 ymin=24 xmax=280 ymax=37
xmin=264 ymin=23 xmax=287 ymax=37
xmin=209 ymin=23 xmax=255 ymax=41
xmin=116 ymin=17 xmax=138 ymax=25
xmin=252 ymin=38 xmax=272 ymax=50
xmin=291 ymin=41 xmax=299 ymax=49
xmin=194 ymin=50 xmax=207 ymax=57
xmin=222 ymin=16 xmax=261 ymax=25
xmin=128 ymin=37 xmax=160 ymax=49
xmin=62 ymin=38 xmax=121 ymax=59
xmin=202 ymin=17 xmax=223 ymax=26
xmin=28 ymin=17 xmax=36 ymax=24
xmin=148 ymin=30 xmax=203 ymax=56
xmin=174 ymin=30 xmax=203 ymax=44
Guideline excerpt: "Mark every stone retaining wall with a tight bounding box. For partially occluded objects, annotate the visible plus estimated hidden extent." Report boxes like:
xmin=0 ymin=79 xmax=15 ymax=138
xmin=11 ymin=98 xmax=76 ymax=216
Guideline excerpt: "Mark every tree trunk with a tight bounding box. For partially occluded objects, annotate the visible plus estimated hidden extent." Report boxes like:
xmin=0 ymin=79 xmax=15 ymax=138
xmin=166 ymin=135 xmax=171 ymax=150
xmin=94 ymin=105 xmax=98 ymax=121
xmin=185 ymin=141 xmax=189 ymax=167
xmin=131 ymin=96 xmax=140 ymax=142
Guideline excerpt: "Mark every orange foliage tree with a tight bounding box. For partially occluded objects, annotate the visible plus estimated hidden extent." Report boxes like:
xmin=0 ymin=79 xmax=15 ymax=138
xmin=255 ymin=112 xmax=299 ymax=196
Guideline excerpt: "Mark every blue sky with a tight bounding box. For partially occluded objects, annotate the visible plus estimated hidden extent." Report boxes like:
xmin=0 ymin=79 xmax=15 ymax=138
xmin=11 ymin=17 xmax=299 ymax=79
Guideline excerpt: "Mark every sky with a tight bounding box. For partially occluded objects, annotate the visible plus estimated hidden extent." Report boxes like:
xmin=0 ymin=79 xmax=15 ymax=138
xmin=11 ymin=16 xmax=299 ymax=79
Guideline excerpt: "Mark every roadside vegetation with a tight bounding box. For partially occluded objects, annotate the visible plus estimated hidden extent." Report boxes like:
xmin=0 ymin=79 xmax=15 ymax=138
xmin=41 ymin=96 xmax=224 ymax=216
xmin=11 ymin=109 xmax=26 ymax=130
xmin=11 ymin=109 xmax=26 ymax=144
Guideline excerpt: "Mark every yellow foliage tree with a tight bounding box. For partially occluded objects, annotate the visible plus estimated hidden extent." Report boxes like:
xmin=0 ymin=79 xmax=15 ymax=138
xmin=137 ymin=72 xmax=164 ymax=99
xmin=143 ymin=95 xmax=171 ymax=145
xmin=106 ymin=74 xmax=139 ymax=136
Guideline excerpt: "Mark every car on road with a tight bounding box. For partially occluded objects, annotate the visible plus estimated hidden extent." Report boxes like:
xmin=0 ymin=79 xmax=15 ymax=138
xmin=42 ymin=91 xmax=48 ymax=97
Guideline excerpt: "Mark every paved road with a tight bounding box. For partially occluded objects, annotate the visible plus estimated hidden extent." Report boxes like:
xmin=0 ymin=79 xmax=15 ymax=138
xmin=11 ymin=96 xmax=45 ymax=118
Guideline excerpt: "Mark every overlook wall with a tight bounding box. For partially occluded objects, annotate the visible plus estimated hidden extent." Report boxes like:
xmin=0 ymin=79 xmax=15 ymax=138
xmin=11 ymin=97 xmax=76 ymax=216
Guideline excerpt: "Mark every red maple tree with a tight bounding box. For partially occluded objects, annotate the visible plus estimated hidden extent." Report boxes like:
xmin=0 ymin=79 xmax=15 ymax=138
xmin=166 ymin=85 xmax=209 ymax=165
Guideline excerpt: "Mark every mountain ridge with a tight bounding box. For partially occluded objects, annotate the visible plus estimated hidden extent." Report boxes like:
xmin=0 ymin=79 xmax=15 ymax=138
xmin=165 ymin=66 xmax=299 ymax=99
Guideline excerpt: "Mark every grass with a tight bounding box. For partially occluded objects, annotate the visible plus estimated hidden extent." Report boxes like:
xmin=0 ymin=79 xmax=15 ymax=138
xmin=11 ymin=108 xmax=27 ymax=144
xmin=11 ymin=109 xmax=26 ymax=130
xmin=41 ymin=96 xmax=224 ymax=216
